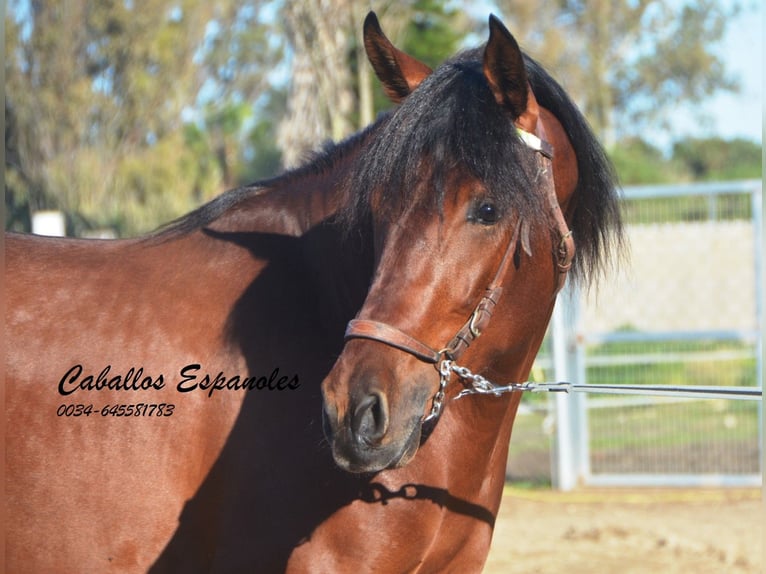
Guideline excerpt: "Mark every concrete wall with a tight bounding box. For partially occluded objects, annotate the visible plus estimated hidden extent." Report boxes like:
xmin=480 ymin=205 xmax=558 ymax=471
xmin=582 ymin=221 xmax=757 ymax=333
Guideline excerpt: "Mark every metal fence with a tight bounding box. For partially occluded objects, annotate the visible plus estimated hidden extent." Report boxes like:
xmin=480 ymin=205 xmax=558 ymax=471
xmin=506 ymin=180 xmax=763 ymax=489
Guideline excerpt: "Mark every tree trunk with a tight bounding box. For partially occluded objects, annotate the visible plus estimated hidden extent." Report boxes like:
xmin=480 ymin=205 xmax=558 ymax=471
xmin=278 ymin=0 xmax=357 ymax=168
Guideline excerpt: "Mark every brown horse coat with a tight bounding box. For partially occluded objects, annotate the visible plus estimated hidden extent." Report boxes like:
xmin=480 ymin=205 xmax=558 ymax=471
xmin=6 ymin=13 xmax=621 ymax=573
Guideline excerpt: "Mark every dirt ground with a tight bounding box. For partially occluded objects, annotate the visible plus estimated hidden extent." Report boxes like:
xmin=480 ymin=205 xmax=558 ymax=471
xmin=484 ymin=487 xmax=763 ymax=573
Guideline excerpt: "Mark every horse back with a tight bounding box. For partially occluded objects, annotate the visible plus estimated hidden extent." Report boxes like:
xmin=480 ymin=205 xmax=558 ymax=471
xmin=5 ymin=232 xmax=252 ymax=572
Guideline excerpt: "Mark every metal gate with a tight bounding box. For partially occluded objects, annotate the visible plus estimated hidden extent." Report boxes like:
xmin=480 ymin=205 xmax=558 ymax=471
xmin=508 ymin=180 xmax=763 ymax=489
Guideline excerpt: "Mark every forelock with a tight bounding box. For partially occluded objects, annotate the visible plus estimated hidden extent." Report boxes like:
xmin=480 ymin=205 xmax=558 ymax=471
xmin=338 ymin=48 xmax=545 ymax=229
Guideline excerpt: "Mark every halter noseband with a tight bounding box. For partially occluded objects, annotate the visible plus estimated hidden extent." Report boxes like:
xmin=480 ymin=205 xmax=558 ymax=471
xmin=344 ymin=124 xmax=575 ymax=370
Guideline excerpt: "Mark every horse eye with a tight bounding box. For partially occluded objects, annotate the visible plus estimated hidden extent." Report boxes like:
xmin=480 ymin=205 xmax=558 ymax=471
xmin=474 ymin=202 xmax=500 ymax=225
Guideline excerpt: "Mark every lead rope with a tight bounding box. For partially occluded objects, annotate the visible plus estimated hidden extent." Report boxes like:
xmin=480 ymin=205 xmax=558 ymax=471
xmin=435 ymin=360 xmax=761 ymax=402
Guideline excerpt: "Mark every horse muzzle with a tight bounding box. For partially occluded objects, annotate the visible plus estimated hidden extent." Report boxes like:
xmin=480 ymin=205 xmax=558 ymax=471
xmin=321 ymin=362 xmax=433 ymax=473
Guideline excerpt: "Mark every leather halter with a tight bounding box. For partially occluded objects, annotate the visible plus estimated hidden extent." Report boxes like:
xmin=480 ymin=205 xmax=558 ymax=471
xmin=344 ymin=124 xmax=575 ymax=366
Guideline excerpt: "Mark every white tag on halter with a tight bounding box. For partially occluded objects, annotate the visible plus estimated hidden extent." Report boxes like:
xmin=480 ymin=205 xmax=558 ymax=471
xmin=516 ymin=127 xmax=553 ymax=158
xmin=515 ymin=127 xmax=541 ymax=150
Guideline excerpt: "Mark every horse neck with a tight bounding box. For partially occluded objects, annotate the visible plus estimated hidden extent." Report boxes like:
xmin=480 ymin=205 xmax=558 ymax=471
xmin=273 ymin=155 xmax=375 ymax=332
xmin=207 ymin=121 xmax=383 ymax=237
xmin=398 ymin=259 xmax=559 ymax=508
xmin=207 ymin=173 xmax=347 ymax=237
xmin=193 ymin=150 xmax=374 ymax=342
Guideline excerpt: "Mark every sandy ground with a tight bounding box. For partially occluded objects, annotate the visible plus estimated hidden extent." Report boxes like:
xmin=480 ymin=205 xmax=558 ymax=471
xmin=484 ymin=487 xmax=763 ymax=573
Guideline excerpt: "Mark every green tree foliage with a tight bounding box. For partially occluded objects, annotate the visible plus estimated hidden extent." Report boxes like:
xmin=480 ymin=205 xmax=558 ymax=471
xmin=609 ymin=138 xmax=687 ymax=184
xmin=5 ymin=1 xmax=756 ymax=237
xmin=5 ymin=0 xmax=278 ymax=236
xmin=370 ymin=1 xmax=467 ymax=114
xmin=195 ymin=2 xmax=283 ymax=185
xmin=399 ymin=0 xmax=465 ymax=69
xmin=238 ymin=90 xmax=286 ymax=184
xmin=495 ymin=0 xmax=738 ymax=145
xmin=672 ymin=137 xmax=762 ymax=181
xmin=609 ymin=136 xmax=761 ymax=185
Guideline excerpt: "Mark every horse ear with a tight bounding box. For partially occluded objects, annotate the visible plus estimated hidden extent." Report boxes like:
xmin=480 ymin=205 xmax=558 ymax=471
xmin=483 ymin=15 xmax=538 ymax=130
xmin=363 ymin=11 xmax=432 ymax=103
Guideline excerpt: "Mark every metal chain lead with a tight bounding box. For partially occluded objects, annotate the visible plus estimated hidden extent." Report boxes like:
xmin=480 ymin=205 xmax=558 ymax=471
xmin=424 ymin=360 xmax=529 ymax=423
xmin=425 ymin=360 xmax=760 ymax=417
xmin=452 ymin=363 xmax=532 ymax=398
xmin=423 ymin=359 xmax=452 ymax=422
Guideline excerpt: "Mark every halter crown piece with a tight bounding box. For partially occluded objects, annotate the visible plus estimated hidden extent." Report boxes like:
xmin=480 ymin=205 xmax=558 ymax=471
xmin=344 ymin=124 xmax=575 ymax=421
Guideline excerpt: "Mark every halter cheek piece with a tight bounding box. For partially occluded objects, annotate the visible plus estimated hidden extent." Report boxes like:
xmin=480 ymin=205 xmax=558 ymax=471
xmin=344 ymin=124 xmax=575 ymax=416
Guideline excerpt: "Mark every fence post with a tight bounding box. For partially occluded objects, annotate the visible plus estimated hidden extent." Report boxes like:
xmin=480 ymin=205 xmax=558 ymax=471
xmin=551 ymin=284 xmax=586 ymax=490
xmin=751 ymin=183 xmax=763 ymax=477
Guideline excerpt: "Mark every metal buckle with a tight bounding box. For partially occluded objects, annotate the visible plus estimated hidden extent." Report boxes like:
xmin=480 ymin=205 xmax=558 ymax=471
xmin=468 ymin=309 xmax=483 ymax=338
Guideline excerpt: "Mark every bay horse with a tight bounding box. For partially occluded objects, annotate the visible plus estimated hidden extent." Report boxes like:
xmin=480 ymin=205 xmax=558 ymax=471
xmin=5 ymin=13 xmax=622 ymax=573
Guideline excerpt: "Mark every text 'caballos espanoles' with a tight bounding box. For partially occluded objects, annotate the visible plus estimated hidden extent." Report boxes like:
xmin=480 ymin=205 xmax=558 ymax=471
xmin=58 ymin=364 xmax=301 ymax=397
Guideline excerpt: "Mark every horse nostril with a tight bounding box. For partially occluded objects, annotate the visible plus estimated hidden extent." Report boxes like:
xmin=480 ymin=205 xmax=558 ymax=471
xmin=352 ymin=391 xmax=389 ymax=447
xmin=322 ymin=406 xmax=335 ymax=443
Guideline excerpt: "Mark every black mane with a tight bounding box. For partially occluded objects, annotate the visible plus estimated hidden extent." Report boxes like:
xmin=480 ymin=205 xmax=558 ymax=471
xmin=338 ymin=47 xmax=622 ymax=285
xmin=338 ymin=48 xmax=544 ymax=232
xmin=523 ymin=55 xmax=624 ymax=284
xmin=150 ymin=46 xmax=622 ymax=287
xmin=147 ymin=120 xmax=386 ymax=239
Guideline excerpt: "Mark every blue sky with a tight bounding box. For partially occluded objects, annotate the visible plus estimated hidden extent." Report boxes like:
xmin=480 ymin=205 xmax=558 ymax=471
xmin=471 ymin=0 xmax=763 ymax=147
xmin=669 ymin=0 xmax=762 ymax=145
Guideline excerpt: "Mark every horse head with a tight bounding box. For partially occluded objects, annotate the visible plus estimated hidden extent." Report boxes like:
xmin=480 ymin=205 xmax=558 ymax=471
xmin=322 ymin=13 xmax=615 ymax=473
